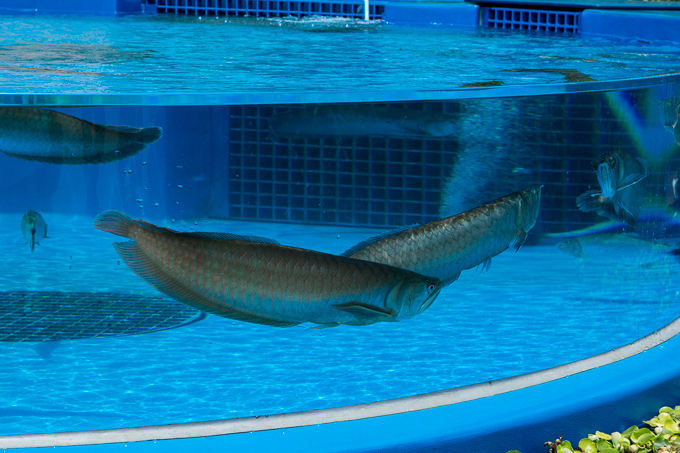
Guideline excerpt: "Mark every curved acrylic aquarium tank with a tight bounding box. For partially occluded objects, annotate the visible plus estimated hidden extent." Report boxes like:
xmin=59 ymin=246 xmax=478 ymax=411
xmin=2 ymin=6 xmax=680 ymax=453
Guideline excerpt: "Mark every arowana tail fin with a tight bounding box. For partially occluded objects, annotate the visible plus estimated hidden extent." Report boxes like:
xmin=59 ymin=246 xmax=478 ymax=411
xmin=94 ymin=210 xmax=136 ymax=239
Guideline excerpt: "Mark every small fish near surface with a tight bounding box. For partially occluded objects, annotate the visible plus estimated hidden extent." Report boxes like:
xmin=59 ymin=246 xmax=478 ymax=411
xmin=576 ymin=149 xmax=647 ymax=227
xmin=21 ymin=209 xmax=48 ymax=253
xmin=94 ymin=211 xmax=442 ymax=328
xmin=268 ymin=104 xmax=458 ymax=141
xmin=0 ymin=107 xmax=162 ymax=165
xmin=343 ymin=185 xmax=542 ymax=286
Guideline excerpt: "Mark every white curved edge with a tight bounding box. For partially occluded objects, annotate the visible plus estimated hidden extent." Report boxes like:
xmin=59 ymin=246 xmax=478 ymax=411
xmin=3 ymin=315 xmax=680 ymax=449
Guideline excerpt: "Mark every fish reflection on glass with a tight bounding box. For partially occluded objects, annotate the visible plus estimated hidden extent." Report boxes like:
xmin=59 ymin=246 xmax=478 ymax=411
xmin=576 ymin=149 xmax=647 ymax=227
xmin=557 ymin=233 xmax=680 ymax=266
xmin=669 ymin=168 xmax=680 ymax=210
xmin=660 ymin=98 xmax=680 ymax=146
xmin=343 ymin=186 xmax=542 ymax=286
xmin=0 ymin=107 xmax=162 ymax=165
xmin=268 ymin=105 xmax=457 ymax=141
xmin=94 ymin=211 xmax=442 ymax=328
xmin=21 ymin=209 xmax=48 ymax=253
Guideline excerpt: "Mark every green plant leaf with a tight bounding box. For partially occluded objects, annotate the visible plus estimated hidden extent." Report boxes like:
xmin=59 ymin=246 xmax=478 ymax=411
xmin=559 ymin=440 xmax=573 ymax=450
xmin=630 ymin=428 xmax=652 ymax=444
xmin=660 ymin=406 xmax=674 ymax=414
xmin=622 ymin=425 xmax=639 ymax=438
xmin=596 ymin=439 xmax=617 ymax=453
xmin=611 ymin=432 xmax=622 ymax=447
xmin=634 ymin=432 xmax=655 ymax=445
xmin=595 ymin=431 xmax=612 ymax=440
xmin=664 ymin=419 xmax=680 ymax=433
xmin=653 ymin=436 xmax=670 ymax=448
xmin=578 ymin=438 xmax=597 ymax=453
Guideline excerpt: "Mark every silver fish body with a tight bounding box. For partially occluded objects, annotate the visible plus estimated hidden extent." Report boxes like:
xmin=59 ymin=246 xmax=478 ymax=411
xmin=343 ymin=186 xmax=542 ymax=286
xmin=94 ymin=211 xmax=442 ymax=328
xmin=0 ymin=107 xmax=162 ymax=165
xmin=576 ymin=149 xmax=647 ymax=227
xmin=21 ymin=209 xmax=48 ymax=253
xmin=268 ymin=105 xmax=457 ymax=141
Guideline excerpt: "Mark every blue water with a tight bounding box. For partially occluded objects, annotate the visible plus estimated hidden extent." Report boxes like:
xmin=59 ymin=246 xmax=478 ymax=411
xmin=0 ymin=214 xmax=679 ymax=435
xmin=0 ymin=10 xmax=679 ymax=440
xmin=0 ymin=13 xmax=678 ymax=93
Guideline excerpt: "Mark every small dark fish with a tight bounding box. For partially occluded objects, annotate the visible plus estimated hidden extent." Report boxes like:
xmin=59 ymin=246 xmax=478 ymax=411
xmin=0 ymin=107 xmax=162 ymax=164
xmin=268 ymin=105 xmax=457 ymax=141
xmin=94 ymin=211 xmax=442 ymax=328
xmin=343 ymin=186 xmax=542 ymax=286
xmin=21 ymin=209 xmax=48 ymax=253
xmin=576 ymin=149 xmax=647 ymax=227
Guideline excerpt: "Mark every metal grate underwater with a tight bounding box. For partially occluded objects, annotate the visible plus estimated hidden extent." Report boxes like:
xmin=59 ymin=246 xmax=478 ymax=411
xmin=153 ymin=0 xmax=384 ymax=19
xmin=484 ymin=7 xmax=579 ymax=33
xmin=228 ymin=103 xmax=460 ymax=228
xmin=0 ymin=291 xmax=205 ymax=342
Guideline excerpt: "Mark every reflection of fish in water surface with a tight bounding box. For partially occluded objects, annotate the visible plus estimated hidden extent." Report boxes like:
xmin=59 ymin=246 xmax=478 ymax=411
xmin=21 ymin=209 xmax=48 ymax=253
xmin=94 ymin=211 xmax=442 ymax=328
xmin=268 ymin=105 xmax=457 ymax=141
xmin=557 ymin=233 xmax=680 ymax=266
xmin=343 ymin=186 xmax=542 ymax=286
xmin=576 ymin=149 xmax=647 ymax=227
xmin=0 ymin=107 xmax=162 ymax=164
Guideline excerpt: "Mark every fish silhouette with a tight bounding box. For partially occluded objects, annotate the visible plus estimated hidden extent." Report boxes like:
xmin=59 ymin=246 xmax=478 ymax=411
xmin=343 ymin=186 xmax=542 ymax=285
xmin=21 ymin=209 xmax=48 ymax=253
xmin=576 ymin=149 xmax=647 ymax=227
xmin=557 ymin=233 xmax=680 ymax=266
xmin=268 ymin=105 xmax=457 ymax=141
xmin=94 ymin=211 xmax=442 ymax=328
xmin=0 ymin=107 xmax=162 ymax=164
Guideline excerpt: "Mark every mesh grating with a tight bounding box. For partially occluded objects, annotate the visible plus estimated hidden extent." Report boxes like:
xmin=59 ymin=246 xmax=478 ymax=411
xmin=0 ymin=291 xmax=205 ymax=342
xmin=228 ymin=103 xmax=460 ymax=228
xmin=224 ymin=93 xmax=668 ymax=234
xmin=152 ymin=0 xmax=384 ymax=20
xmin=484 ymin=7 xmax=579 ymax=33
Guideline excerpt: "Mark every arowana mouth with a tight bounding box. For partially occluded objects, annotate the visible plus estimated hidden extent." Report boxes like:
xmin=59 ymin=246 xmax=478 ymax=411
xmin=419 ymin=288 xmax=442 ymax=312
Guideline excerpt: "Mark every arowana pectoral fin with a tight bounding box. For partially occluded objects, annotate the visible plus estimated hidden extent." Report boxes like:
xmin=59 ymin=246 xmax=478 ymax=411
xmin=333 ymin=302 xmax=393 ymax=323
xmin=510 ymin=232 xmax=528 ymax=252
xmin=617 ymin=172 xmax=647 ymax=191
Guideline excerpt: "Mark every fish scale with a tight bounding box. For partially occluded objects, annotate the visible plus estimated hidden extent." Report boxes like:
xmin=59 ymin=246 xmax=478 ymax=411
xmin=94 ymin=211 xmax=442 ymax=328
xmin=344 ymin=186 xmax=542 ymax=285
